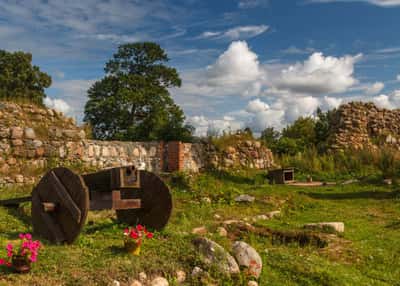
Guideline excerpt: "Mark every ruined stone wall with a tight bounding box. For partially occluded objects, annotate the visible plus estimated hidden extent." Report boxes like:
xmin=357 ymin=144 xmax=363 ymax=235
xmin=329 ymin=101 xmax=400 ymax=150
xmin=0 ymin=101 xmax=274 ymax=186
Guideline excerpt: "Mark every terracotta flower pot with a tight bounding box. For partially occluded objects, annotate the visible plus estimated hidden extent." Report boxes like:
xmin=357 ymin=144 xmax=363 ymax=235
xmin=124 ymin=240 xmax=141 ymax=256
xmin=12 ymin=255 xmax=31 ymax=274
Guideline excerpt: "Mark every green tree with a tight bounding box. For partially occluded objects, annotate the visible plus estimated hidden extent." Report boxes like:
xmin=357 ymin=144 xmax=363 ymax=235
xmin=260 ymin=127 xmax=280 ymax=150
xmin=314 ymin=107 xmax=335 ymax=153
xmin=84 ymin=42 xmax=193 ymax=141
xmin=0 ymin=50 xmax=51 ymax=104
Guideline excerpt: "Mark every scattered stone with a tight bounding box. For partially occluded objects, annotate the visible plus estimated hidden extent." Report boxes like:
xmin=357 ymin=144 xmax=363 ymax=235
xmin=138 ymin=272 xmax=147 ymax=283
xmin=192 ymin=237 xmax=240 ymax=275
xmin=201 ymin=197 xmax=212 ymax=204
xmin=232 ymin=241 xmax=263 ymax=278
xmin=383 ymin=179 xmax=392 ymax=185
xmin=235 ymin=194 xmax=255 ymax=203
xmin=192 ymin=226 xmax=208 ymax=235
xmin=252 ymin=215 xmax=269 ymax=222
xmin=130 ymin=280 xmax=143 ymax=286
xmin=175 ymin=270 xmax=186 ymax=283
xmin=191 ymin=266 xmax=204 ymax=277
xmin=248 ymin=281 xmax=258 ymax=286
xmin=304 ymin=222 xmax=344 ymax=233
xmin=267 ymin=210 xmax=281 ymax=219
xmin=217 ymin=227 xmax=228 ymax=237
xmin=7 ymin=157 xmax=17 ymax=165
xmin=214 ymin=214 xmax=221 ymax=219
xmin=111 ymin=280 xmax=120 ymax=286
xmin=150 ymin=277 xmax=169 ymax=286
xmin=11 ymin=139 xmax=23 ymax=146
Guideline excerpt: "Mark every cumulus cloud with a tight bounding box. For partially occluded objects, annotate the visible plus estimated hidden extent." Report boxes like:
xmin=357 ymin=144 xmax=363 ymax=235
xmin=365 ymin=81 xmax=384 ymax=95
xmin=187 ymin=115 xmax=243 ymax=137
xmin=246 ymin=98 xmax=270 ymax=113
xmin=44 ymin=97 xmax=71 ymax=114
xmin=199 ymin=25 xmax=269 ymax=40
xmin=206 ymin=41 xmax=263 ymax=88
xmin=372 ymin=90 xmax=400 ymax=109
xmin=270 ymin=52 xmax=362 ymax=95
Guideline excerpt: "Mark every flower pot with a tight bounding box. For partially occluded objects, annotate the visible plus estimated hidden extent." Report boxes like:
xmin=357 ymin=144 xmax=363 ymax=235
xmin=124 ymin=240 xmax=141 ymax=256
xmin=12 ymin=255 xmax=31 ymax=274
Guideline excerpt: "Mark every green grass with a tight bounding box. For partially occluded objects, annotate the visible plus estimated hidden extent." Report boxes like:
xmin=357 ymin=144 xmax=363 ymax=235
xmin=1 ymin=171 xmax=400 ymax=285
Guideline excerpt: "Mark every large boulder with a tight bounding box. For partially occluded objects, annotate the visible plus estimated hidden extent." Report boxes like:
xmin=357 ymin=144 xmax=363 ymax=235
xmin=192 ymin=237 xmax=240 ymax=275
xmin=232 ymin=241 xmax=262 ymax=278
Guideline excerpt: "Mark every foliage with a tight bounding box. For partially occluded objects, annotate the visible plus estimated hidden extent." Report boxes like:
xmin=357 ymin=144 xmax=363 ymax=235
xmin=84 ymin=42 xmax=193 ymax=142
xmin=210 ymin=129 xmax=254 ymax=151
xmin=0 ymin=50 xmax=51 ymax=104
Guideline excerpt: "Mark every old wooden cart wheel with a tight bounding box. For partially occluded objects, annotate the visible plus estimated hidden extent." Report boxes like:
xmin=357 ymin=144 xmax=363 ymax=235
xmin=116 ymin=170 xmax=172 ymax=230
xmin=31 ymin=167 xmax=89 ymax=244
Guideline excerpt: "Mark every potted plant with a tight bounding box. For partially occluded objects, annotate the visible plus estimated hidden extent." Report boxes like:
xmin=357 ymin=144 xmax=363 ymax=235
xmin=0 ymin=233 xmax=41 ymax=273
xmin=123 ymin=225 xmax=153 ymax=256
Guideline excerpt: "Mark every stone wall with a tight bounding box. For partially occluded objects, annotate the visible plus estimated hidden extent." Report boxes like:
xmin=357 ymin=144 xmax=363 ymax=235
xmin=0 ymin=101 xmax=274 ymax=186
xmin=329 ymin=101 xmax=400 ymax=150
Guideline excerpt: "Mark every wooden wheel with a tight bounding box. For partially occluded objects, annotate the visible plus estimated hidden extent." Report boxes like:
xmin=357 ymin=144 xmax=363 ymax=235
xmin=116 ymin=170 xmax=172 ymax=230
xmin=31 ymin=167 xmax=89 ymax=244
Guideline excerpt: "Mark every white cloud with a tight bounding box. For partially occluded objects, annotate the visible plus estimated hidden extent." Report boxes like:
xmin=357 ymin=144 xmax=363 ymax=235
xmin=365 ymin=81 xmax=384 ymax=95
xmin=281 ymin=46 xmax=315 ymax=55
xmin=246 ymin=98 xmax=270 ymax=113
xmin=198 ymin=25 xmax=269 ymax=40
xmin=238 ymin=0 xmax=269 ymax=8
xmin=308 ymin=0 xmax=400 ymax=7
xmin=397 ymin=74 xmax=400 ymax=81
xmin=206 ymin=41 xmax=263 ymax=88
xmin=49 ymin=79 xmax=96 ymax=120
xmin=44 ymin=97 xmax=71 ymax=114
xmin=270 ymin=52 xmax=362 ymax=95
xmin=323 ymin=96 xmax=343 ymax=109
xmin=372 ymin=90 xmax=400 ymax=109
xmin=187 ymin=115 xmax=243 ymax=137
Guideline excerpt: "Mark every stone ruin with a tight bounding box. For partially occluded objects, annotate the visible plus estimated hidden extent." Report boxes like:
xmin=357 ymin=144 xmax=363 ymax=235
xmin=328 ymin=101 xmax=400 ymax=150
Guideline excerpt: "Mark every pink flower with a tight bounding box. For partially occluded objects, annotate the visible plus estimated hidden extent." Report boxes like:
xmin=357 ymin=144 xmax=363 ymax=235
xmin=0 ymin=259 xmax=4 ymax=265
xmin=25 ymin=233 xmax=32 ymax=240
xmin=19 ymin=233 xmax=25 ymax=239
xmin=136 ymin=224 xmax=144 ymax=232
xmin=6 ymin=244 xmax=13 ymax=252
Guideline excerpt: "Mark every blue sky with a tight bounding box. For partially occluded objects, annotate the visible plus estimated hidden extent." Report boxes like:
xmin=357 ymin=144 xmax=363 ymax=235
xmin=1 ymin=0 xmax=400 ymax=135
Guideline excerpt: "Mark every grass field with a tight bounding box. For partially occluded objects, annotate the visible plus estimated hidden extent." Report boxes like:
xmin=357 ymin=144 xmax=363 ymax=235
xmin=0 ymin=171 xmax=399 ymax=285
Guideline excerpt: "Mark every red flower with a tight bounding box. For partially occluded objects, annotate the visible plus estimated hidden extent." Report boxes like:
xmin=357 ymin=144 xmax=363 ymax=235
xmin=136 ymin=224 xmax=144 ymax=232
xmin=146 ymin=232 xmax=153 ymax=239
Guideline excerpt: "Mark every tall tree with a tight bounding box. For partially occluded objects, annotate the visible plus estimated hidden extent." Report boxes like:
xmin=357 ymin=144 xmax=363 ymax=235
xmin=84 ymin=42 xmax=193 ymax=141
xmin=0 ymin=50 xmax=51 ymax=104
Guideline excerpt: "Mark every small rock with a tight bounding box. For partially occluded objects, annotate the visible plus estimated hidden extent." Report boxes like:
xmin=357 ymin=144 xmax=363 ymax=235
xmin=192 ymin=237 xmax=240 ymax=275
xmin=192 ymin=226 xmax=207 ymax=235
xmin=130 ymin=280 xmax=143 ymax=286
xmin=267 ymin=210 xmax=281 ymax=219
xmin=214 ymin=214 xmax=221 ymax=219
xmin=14 ymin=175 xmax=24 ymax=184
xmin=138 ymin=272 xmax=147 ymax=283
xmin=217 ymin=227 xmax=228 ymax=237
xmin=248 ymin=281 xmax=258 ymax=286
xmin=111 ymin=280 xmax=120 ymax=286
xmin=304 ymin=222 xmax=344 ymax=233
xmin=201 ymin=197 xmax=212 ymax=204
xmin=191 ymin=266 xmax=204 ymax=277
xmin=150 ymin=277 xmax=169 ymax=286
xmin=232 ymin=241 xmax=263 ymax=278
xmin=175 ymin=270 xmax=186 ymax=283
xmin=383 ymin=179 xmax=392 ymax=185
xmin=252 ymin=215 xmax=269 ymax=222
xmin=235 ymin=194 xmax=255 ymax=203
xmin=24 ymin=128 xmax=36 ymax=139
xmin=11 ymin=127 xmax=23 ymax=139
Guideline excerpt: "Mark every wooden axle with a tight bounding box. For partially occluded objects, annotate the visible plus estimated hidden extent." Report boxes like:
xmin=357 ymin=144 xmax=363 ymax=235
xmin=0 ymin=165 xmax=172 ymax=245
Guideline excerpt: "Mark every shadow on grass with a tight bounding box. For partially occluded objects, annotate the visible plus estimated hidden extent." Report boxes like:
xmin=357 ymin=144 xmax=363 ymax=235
xmin=108 ymin=245 xmax=126 ymax=255
xmin=3 ymin=205 xmax=32 ymax=226
xmin=208 ymin=170 xmax=254 ymax=185
xmin=305 ymin=190 xmax=400 ymax=200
